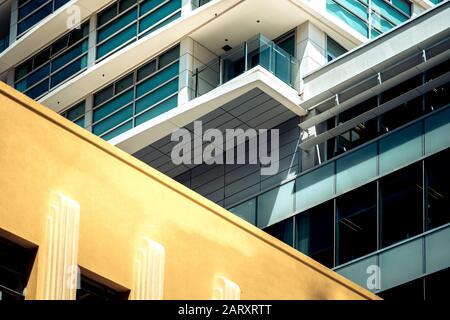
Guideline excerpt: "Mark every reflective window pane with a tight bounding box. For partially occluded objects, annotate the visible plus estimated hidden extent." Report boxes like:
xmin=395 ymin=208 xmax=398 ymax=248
xmin=295 ymin=201 xmax=334 ymax=268
xmin=263 ymin=217 xmax=294 ymax=247
xmin=337 ymin=183 xmax=377 ymax=265
xmin=380 ymin=163 xmax=423 ymax=248
xmin=425 ymin=148 xmax=450 ymax=230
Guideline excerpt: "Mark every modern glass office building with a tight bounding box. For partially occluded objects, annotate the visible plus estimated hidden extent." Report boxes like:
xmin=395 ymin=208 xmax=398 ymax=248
xmin=0 ymin=0 xmax=449 ymax=300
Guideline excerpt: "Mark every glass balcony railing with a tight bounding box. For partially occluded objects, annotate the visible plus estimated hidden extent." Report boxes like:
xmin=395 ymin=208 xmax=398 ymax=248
xmin=192 ymin=34 xmax=299 ymax=98
xmin=0 ymin=35 xmax=9 ymax=54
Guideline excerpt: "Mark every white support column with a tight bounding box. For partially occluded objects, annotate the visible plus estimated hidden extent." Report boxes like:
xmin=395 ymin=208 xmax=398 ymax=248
xmin=181 ymin=0 xmax=194 ymax=16
xmin=178 ymin=37 xmax=195 ymax=106
xmin=84 ymin=94 xmax=94 ymax=133
xmin=9 ymin=0 xmax=18 ymax=45
xmin=6 ymin=69 xmax=15 ymax=87
xmin=87 ymin=14 xmax=97 ymax=68
xmin=296 ymin=22 xmax=327 ymax=171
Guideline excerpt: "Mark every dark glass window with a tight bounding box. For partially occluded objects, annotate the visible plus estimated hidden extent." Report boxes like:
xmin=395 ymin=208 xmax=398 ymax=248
xmin=381 ymin=75 xmax=422 ymax=104
xmin=159 ymin=45 xmax=180 ymax=68
xmin=426 ymin=267 xmax=450 ymax=301
xmin=379 ymin=277 xmax=424 ymax=301
xmin=94 ymin=85 xmax=114 ymax=106
xmin=326 ymin=36 xmax=347 ymax=62
xmin=337 ymin=183 xmax=377 ymax=265
xmin=77 ymin=272 xmax=129 ymax=301
xmin=335 ymin=97 xmax=379 ymax=156
xmin=115 ymin=74 xmax=134 ymax=94
xmin=425 ymin=148 xmax=450 ymax=230
xmin=380 ymin=163 xmax=423 ymax=248
xmin=263 ymin=218 xmax=294 ymax=247
xmin=380 ymin=96 xmax=424 ymax=133
xmin=0 ymin=235 xmax=37 ymax=300
xmin=137 ymin=60 xmax=157 ymax=81
xmin=295 ymin=201 xmax=334 ymax=268
xmin=275 ymin=32 xmax=296 ymax=57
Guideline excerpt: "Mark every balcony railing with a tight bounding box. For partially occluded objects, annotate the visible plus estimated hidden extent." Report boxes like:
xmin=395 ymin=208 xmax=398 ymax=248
xmin=192 ymin=34 xmax=299 ymax=98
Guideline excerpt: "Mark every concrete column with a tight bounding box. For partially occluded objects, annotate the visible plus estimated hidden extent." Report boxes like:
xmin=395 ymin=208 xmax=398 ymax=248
xmin=9 ymin=0 xmax=18 ymax=45
xmin=296 ymin=22 xmax=327 ymax=171
xmin=178 ymin=37 xmax=195 ymax=107
xmin=87 ymin=14 xmax=97 ymax=68
xmin=84 ymin=94 xmax=94 ymax=133
xmin=6 ymin=69 xmax=15 ymax=87
xmin=296 ymin=21 xmax=327 ymax=92
xmin=181 ymin=0 xmax=193 ymax=16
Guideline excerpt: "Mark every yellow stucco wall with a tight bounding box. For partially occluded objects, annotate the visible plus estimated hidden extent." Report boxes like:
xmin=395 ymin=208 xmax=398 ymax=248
xmin=0 ymin=82 xmax=379 ymax=300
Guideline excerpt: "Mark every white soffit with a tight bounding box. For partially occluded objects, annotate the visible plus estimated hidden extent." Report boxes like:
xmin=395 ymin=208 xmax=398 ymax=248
xmin=110 ymin=66 xmax=304 ymax=155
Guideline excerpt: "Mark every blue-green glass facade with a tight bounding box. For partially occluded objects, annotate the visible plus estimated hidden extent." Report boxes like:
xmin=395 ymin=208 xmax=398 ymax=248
xmin=17 ymin=0 xmax=70 ymax=37
xmin=96 ymin=0 xmax=182 ymax=60
xmin=326 ymin=0 xmax=411 ymax=38
xmin=14 ymin=22 xmax=89 ymax=100
xmin=63 ymin=45 xmax=180 ymax=140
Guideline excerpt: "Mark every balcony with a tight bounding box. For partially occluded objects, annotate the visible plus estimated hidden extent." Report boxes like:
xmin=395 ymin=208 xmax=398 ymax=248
xmin=192 ymin=34 xmax=299 ymax=98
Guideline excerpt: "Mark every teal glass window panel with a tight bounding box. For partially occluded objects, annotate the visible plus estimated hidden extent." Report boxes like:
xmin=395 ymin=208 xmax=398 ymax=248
xmin=135 ymin=78 xmax=179 ymax=113
xmin=159 ymin=45 xmax=180 ymax=68
xmin=139 ymin=10 xmax=181 ymax=38
xmin=115 ymin=74 xmax=134 ymax=94
xmin=295 ymin=163 xmax=334 ymax=212
xmin=137 ymin=60 xmax=157 ymax=81
xmin=424 ymin=107 xmax=450 ymax=156
xmin=96 ymin=25 xmax=137 ymax=59
xmin=136 ymin=62 xmax=179 ymax=97
xmin=97 ymin=4 xmax=118 ymax=27
xmin=51 ymin=39 xmax=89 ymax=72
xmin=425 ymin=226 xmax=450 ymax=275
xmin=54 ymin=0 xmax=69 ymax=10
xmin=140 ymin=0 xmax=167 ymax=15
xmin=50 ymin=55 xmax=87 ymax=88
xmin=392 ymin=0 xmax=411 ymax=16
xmin=119 ymin=0 xmax=138 ymax=13
xmin=93 ymin=89 xmax=134 ymax=122
xmin=327 ymin=36 xmax=347 ymax=62
xmin=135 ymin=95 xmax=178 ymax=126
xmin=94 ymin=85 xmax=114 ymax=107
xmin=18 ymin=3 xmax=53 ymax=35
xmin=74 ymin=116 xmax=85 ymax=128
xmin=379 ymin=122 xmax=423 ymax=175
xmin=229 ymin=198 xmax=257 ymax=225
xmin=93 ymin=105 xmax=133 ymax=136
xmin=257 ymin=181 xmax=295 ymax=228
xmin=371 ymin=11 xmax=394 ymax=33
xmin=66 ymin=102 xmax=85 ymax=121
xmin=336 ymin=256 xmax=378 ymax=291
xmin=102 ymin=120 xmax=133 ymax=140
xmin=336 ymin=143 xmax=377 ymax=195
xmin=18 ymin=0 xmax=48 ymax=20
xmin=379 ymin=238 xmax=423 ymax=291
xmin=326 ymin=0 xmax=369 ymax=37
xmin=372 ymin=0 xmax=408 ymax=25
xmin=15 ymin=63 xmax=50 ymax=92
xmin=337 ymin=0 xmax=368 ymax=19
xmin=97 ymin=8 xmax=138 ymax=43
xmin=371 ymin=28 xmax=382 ymax=38
xmin=25 ymin=80 xmax=50 ymax=99
xmin=138 ymin=0 xmax=181 ymax=34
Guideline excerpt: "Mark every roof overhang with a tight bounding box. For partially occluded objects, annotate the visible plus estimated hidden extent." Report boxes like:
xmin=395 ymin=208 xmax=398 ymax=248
xmin=111 ymin=66 xmax=304 ymax=157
